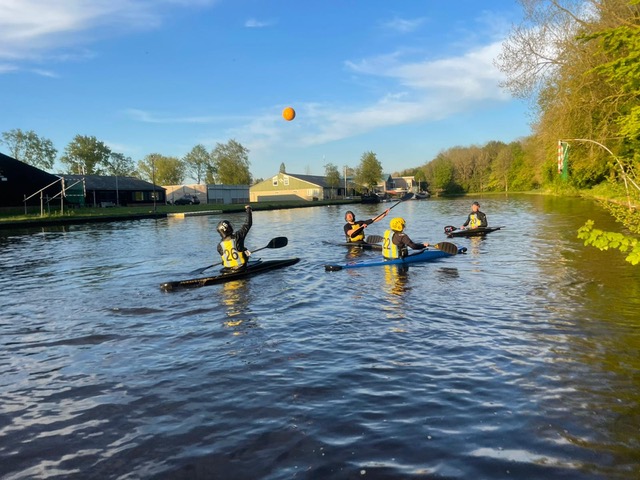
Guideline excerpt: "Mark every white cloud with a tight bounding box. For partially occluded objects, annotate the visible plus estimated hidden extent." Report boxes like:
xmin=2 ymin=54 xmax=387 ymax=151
xmin=0 ymin=0 xmax=216 ymax=61
xmin=244 ymin=18 xmax=274 ymax=28
xmin=124 ymin=108 xmax=225 ymax=124
xmin=381 ymin=17 xmax=426 ymax=34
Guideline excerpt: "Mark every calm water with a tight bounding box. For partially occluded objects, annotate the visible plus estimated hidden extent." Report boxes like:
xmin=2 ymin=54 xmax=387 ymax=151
xmin=1 ymin=195 xmax=639 ymax=480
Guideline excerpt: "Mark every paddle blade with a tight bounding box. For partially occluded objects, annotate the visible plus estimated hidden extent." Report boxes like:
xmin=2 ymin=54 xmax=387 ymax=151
xmin=267 ymin=236 xmax=288 ymax=249
xmin=433 ymin=242 xmax=459 ymax=255
xmin=365 ymin=235 xmax=384 ymax=244
xmin=444 ymin=225 xmax=457 ymax=234
xmin=325 ymin=265 xmax=343 ymax=272
xmin=399 ymin=192 xmax=414 ymax=202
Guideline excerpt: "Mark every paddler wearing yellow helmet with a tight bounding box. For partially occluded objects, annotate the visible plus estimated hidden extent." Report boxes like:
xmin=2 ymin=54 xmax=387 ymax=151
xmin=343 ymin=207 xmax=390 ymax=243
xmin=382 ymin=217 xmax=429 ymax=259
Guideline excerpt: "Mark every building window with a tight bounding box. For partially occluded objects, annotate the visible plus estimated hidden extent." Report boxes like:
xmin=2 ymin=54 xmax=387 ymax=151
xmin=272 ymin=176 xmax=278 ymax=186
xmin=283 ymin=176 xmax=289 ymax=186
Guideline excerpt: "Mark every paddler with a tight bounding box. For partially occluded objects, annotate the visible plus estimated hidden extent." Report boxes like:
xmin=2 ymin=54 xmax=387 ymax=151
xmin=343 ymin=208 xmax=390 ymax=243
xmin=216 ymin=205 xmax=252 ymax=271
xmin=461 ymin=201 xmax=488 ymax=229
xmin=382 ymin=217 xmax=429 ymax=259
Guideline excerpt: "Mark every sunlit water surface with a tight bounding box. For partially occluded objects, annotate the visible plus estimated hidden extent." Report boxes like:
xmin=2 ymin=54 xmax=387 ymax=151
xmin=1 ymin=195 xmax=639 ymax=479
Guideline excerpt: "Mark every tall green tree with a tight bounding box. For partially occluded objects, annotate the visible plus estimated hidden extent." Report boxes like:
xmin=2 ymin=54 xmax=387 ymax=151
xmin=211 ymin=139 xmax=252 ymax=185
xmin=1 ymin=129 xmax=57 ymax=171
xmin=137 ymin=154 xmax=184 ymax=185
xmin=183 ymin=144 xmax=212 ymax=184
xmin=425 ymin=155 xmax=455 ymax=195
xmin=107 ymin=152 xmax=136 ymax=177
xmin=60 ymin=135 xmax=111 ymax=174
xmin=324 ymin=163 xmax=341 ymax=199
xmin=355 ymin=151 xmax=383 ymax=191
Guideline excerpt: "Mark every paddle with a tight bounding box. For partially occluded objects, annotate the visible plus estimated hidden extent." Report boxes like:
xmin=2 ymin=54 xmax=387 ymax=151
xmin=349 ymin=192 xmax=414 ymax=239
xmin=365 ymin=235 xmax=384 ymax=244
xmin=444 ymin=225 xmax=458 ymax=234
xmin=189 ymin=236 xmax=288 ymax=275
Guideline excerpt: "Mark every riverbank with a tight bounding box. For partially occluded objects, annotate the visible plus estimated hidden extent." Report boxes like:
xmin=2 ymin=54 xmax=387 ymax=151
xmin=0 ymin=198 xmax=356 ymax=230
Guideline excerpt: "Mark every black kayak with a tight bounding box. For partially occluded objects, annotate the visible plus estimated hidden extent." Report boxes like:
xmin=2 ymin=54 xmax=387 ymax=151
xmin=160 ymin=258 xmax=300 ymax=291
xmin=329 ymin=241 xmax=382 ymax=251
xmin=445 ymin=226 xmax=503 ymax=238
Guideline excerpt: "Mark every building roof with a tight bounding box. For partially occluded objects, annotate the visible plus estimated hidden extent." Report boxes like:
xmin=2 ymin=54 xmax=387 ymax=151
xmin=285 ymin=173 xmax=331 ymax=188
xmin=61 ymin=175 xmax=165 ymax=191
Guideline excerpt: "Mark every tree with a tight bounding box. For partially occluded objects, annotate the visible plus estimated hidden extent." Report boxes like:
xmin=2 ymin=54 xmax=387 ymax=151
xmin=107 ymin=152 xmax=136 ymax=177
xmin=280 ymin=162 xmax=286 ymax=173
xmin=324 ymin=163 xmax=341 ymax=199
xmin=137 ymin=154 xmax=184 ymax=185
xmin=1 ymin=129 xmax=57 ymax=171
xmin=183 ymin=144 xmax=212 ymax=184
xmin=425 ymin=154 xmax=455 ymax=195
xmin=211 ymin=139 xmax=252 ymax=185
xmin=60 ymin=135 xmax=111 ymax=174
xmin=355 ymin=151 xmax=383 ymax=191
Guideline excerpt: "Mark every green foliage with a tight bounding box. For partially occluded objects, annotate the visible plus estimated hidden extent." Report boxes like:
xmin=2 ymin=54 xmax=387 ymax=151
xmin=183 ymin=144 xmax=212 ymax=184
xmin=355 ymin=151 xmax=383 ymax=191
xmin=578 ymin=219 xmax=640 ymax=265
xmin=1 ymin=129 xmax=57 ymax=171
xmin=137 ymin=153 xmax=184 ymax=185
xmin=60 ymin=135 xmax=111 ymax=174
xmin=211 ymin=139 xmax=251 ymax=185
xmin=108 ymin=152 xmax=136 ymax=177
xmin=324 ymin=163 xmax=341 ymax=188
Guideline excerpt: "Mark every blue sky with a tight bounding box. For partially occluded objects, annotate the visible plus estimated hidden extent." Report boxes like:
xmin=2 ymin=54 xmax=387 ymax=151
xmin=0 ymin=0 xmax=532 ymax=182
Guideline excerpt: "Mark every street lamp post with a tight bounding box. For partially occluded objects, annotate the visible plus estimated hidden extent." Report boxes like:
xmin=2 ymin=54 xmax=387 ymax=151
xmin=152 ymin=158 xmax=157 ymax=213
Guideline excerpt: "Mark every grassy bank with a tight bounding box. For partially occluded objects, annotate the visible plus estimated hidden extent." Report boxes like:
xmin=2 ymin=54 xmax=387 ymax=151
xmin=0 ymin=199 xmax=356 ymax=229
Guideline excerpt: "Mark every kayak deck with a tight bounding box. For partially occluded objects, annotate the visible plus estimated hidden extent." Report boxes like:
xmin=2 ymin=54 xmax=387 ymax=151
xmin=446 ymin=226 xmax=503 ymax=238
xmin=325 ymin=244 xmax=465 ymax=271
xmin=161 ymin=258 xmax=300 ymax=291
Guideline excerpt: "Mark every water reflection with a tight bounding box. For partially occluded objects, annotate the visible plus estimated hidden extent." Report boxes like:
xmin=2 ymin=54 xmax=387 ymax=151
xmin=383 ymin=264 xmax=409 ymax=297
xmin=219 ymin=279 xmax=257 ymax=335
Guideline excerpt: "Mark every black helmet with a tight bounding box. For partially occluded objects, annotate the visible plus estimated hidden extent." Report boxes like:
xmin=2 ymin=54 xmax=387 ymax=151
xmin=345 ymin=210 xmax=355 ymax=221
xmin=217 ymin=220 xmax=233 ymax=237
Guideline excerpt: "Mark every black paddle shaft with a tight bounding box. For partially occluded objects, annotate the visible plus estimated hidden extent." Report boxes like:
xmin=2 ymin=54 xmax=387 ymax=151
xmin=350 ymin=192 xmax=413 ymax=238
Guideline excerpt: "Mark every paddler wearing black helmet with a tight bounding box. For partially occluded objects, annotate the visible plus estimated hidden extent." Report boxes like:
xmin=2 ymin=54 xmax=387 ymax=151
xmin=343 ymin=208 xmax=390 ymax=242
xmin=216 ymin=205 xmax=252 ymax=271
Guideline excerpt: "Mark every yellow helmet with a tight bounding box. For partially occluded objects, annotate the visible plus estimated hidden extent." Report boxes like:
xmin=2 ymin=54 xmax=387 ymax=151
xmin=390 ymin=217 xmax=405 ymax=232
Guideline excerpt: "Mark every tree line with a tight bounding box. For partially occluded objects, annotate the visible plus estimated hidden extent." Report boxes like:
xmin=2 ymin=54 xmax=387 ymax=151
xmin=0 ymin=130 xmax=252 ymax=186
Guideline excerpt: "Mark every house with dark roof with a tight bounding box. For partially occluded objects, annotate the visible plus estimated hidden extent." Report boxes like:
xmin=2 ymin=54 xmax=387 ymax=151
xmin=61 ymin=175 xmax=166 ymax=207
xmin=250 ymin=172 xmax=339 ymax=202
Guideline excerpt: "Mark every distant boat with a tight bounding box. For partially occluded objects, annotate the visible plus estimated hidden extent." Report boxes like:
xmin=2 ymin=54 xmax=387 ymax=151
xmin=360 ymin=193 xmax=381 ymax=204
xmin=412 ymin=191 xmax=430 ymax=200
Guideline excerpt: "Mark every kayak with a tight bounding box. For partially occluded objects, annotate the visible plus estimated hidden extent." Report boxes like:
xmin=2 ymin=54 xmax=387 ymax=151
xmin=161 ymin=258 xmax=300 ymax=291
xmin=325 ymin=243 xmax=465 ymax=271
xmin=328 ymin=240 xmax=382 ymax=251
xmin=446 ymin=226 xmax=503 ymax=238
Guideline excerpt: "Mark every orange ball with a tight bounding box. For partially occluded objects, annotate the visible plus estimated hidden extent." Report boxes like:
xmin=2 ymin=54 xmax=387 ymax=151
xmin=282 ymin=106 xmax=295 ymax=121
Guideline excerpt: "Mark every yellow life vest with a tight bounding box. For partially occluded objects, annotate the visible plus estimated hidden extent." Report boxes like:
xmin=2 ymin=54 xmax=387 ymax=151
xmin=469 ymin=214 xmax=481 ymax=228
xmin=349 ymin=222 xmax=365 ymax=242
xmin=382 ymin=230 xmax=400 ymax=259
xmin=220 ymin=238 xmax=247 ymax=268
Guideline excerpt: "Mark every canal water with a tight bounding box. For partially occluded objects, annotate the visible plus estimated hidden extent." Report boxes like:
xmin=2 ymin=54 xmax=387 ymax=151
xmin=1 ymin=195 xmax=639 ymax=479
